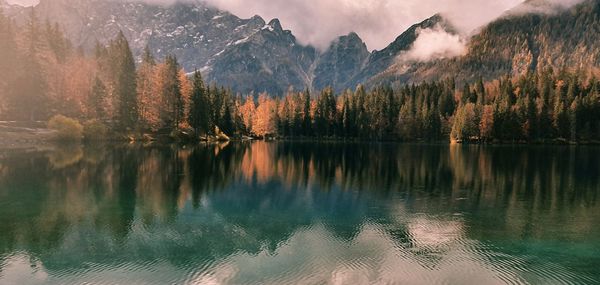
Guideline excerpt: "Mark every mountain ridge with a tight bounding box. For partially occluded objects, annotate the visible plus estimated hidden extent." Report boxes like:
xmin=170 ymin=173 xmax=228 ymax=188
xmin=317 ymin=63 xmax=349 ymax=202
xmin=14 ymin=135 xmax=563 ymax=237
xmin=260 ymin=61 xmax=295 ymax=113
xmin=367 ymin=0 xmax=600 ymax=88
xmin=5 ymin=0 xmax=600 ymax=94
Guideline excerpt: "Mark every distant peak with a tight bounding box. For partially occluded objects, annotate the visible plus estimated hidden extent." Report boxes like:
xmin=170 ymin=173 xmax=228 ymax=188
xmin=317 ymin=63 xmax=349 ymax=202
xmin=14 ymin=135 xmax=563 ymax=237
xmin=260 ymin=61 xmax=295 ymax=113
xmin=267 ymin=18 xmax=282 ymax=31
xmin=416 ymin=13 xmax=457 ymax=34
xmin=337 ymin=32 xmax=365 ymax=45
xmin=324 ymin=32 xmax=368 ymax=55
xmin=429 ymin=13 xmax=444 ymax=22
xmin=249 ymin=14 xmax=266 ymax=26
xmin=345 ymin=32 xmax=361 ymax=40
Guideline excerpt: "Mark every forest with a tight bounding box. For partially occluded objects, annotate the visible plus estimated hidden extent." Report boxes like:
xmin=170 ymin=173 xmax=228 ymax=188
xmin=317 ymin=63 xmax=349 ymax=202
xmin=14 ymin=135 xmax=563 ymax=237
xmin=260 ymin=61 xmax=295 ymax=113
xmin=1 ymin=10 xmax=600 ymax=143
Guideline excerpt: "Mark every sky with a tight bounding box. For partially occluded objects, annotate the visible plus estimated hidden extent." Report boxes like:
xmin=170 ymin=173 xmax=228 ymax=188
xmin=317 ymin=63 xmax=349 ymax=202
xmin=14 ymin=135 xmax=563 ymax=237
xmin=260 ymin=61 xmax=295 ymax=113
xmin=4 ymin=0 xmax=581 ymax=51
xmin=203 ymin=0 xmax=527 ymax=50
xmin=6 ymin=0 xmax=38 ymax=6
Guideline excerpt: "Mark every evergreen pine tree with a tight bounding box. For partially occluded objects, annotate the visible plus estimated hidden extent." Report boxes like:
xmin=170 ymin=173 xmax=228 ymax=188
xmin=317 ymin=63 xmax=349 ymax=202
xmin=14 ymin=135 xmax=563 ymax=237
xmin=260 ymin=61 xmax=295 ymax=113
xmin=159 ymin=54 xmax=183 ymax=130
xmin=12 ymin=8 xmax=47 ymax=121
xmin=189 ymin=70 xmax=209 ymax=135
xmin=302 ymin=89 xmax=312 ymax=136
xmin=112 ymin=31 xmax=138 ymax=130
xmin=90 ymin=77 xmax=108 ymax=121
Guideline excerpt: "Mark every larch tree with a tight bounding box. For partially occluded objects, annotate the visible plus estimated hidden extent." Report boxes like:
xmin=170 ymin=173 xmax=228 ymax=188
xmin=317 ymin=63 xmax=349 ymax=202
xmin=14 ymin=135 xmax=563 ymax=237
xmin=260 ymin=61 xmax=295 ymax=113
xmin=179 ymin=69 xmax=192 ymax=130
xmin=137 ymin=46 xmax=160 ymax=131
xmin=240 ymin=95 xmax=256 ymax=135
xmin=252 ymin=93 xmax=277 ymax=137
xmin=480 ymin=105 xmax=495 ymax=141
xmin=158 ymin=54 xmax=183 ymax=130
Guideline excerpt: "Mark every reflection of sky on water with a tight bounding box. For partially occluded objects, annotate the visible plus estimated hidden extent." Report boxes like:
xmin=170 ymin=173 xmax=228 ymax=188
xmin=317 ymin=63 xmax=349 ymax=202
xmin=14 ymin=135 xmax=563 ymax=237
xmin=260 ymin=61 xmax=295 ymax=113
xmin=1 ymin=216 xmax=586 ymax=285
xmin=0 ymin=143 xmax=599 ymax=284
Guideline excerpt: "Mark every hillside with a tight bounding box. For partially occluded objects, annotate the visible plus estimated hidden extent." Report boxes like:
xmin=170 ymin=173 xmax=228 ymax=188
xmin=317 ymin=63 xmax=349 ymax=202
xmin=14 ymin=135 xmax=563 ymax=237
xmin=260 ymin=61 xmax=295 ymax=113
xmin=372 ymin=0 xmax=600 ymax=86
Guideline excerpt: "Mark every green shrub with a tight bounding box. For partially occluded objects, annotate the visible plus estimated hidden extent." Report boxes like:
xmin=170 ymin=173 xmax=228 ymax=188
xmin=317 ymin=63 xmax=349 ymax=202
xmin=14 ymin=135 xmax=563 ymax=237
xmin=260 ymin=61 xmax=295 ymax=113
xmin=48 ymin=115 xmax=83 ymax=142
xmin=83 ymin=120 xmax=108 ymax=141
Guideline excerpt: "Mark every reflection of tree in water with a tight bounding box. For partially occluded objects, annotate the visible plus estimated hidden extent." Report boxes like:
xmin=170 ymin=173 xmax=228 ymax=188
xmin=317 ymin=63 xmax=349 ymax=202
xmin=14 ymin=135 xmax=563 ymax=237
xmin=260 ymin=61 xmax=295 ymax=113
xmin=0 ymin=151 xmax=61 ymax=257
xmin=188 ymin=142 xmax=243 ymax=208
xmin=112 ymin=146 xmax=139 ymax=241
xmin=46 ymin=144 xmax=84 ymax=169
xmin=0 ymin=143 xmax=598 ymax=278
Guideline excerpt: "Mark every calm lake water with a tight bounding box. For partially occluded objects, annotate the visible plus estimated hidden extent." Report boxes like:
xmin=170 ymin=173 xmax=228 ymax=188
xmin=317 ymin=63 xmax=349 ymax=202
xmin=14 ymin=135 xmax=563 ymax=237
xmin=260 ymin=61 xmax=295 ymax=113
xmin=0 ymin=142 xmax=599 ymax=285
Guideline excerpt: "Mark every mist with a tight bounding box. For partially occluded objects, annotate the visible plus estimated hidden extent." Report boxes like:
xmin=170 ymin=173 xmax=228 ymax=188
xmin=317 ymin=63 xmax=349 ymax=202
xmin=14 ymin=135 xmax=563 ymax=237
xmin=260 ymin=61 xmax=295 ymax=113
xmin=3 ymin=0 xmax=525 ymax=50
xmin=201 ymin=0 xmax=530 ymax=51
xmin=5 ymin=0 xmax=588 ymax=52
xmin=5 ymin=0 xmax=38 ymax=6
xmin=509 ymin=0 xmax=587 ymax=15
xmin=397 ymin=0 xmax=587 ymax=63
xmin=399 ymin=25 xmax=467 ymax=62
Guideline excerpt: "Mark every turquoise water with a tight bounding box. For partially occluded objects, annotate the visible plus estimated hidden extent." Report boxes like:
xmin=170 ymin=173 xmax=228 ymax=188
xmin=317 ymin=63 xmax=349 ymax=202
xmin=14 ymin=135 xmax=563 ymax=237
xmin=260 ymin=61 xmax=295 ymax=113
xmin=0 ymin=142 xmax=599 ymax=285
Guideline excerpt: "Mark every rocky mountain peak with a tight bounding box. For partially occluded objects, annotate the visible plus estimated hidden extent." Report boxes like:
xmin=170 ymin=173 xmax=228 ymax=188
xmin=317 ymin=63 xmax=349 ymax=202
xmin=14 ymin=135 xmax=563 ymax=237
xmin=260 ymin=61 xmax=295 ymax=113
xmin=338 ymin=32 xmax=366 ymax=47
xmin=249 ymin=14 xmax=266 ymax=26
xmin=312 ymin=32 xmax=370 ymax=92
xmin=266 ymin=18 xmax=283 ymax=32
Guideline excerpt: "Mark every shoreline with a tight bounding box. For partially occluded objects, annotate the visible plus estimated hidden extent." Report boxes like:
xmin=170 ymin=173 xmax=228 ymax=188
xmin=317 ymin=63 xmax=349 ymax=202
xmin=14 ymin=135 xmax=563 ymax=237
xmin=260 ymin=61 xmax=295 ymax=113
xmin=2 ymin=122 xmax=599 ymax=147
xmin=2 ymin=133 xmax=599 ymax=148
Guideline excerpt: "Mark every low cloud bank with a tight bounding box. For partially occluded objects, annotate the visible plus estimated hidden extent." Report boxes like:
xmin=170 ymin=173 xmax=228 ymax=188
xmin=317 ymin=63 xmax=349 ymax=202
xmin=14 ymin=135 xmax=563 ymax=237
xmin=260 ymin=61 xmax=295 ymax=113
xmin=399 ymin=25 xmax=467 ymax=62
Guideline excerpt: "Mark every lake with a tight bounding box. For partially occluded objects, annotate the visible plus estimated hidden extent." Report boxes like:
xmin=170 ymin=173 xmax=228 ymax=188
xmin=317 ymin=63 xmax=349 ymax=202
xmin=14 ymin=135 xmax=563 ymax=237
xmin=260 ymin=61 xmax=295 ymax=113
xmin=0 ymin=142 xmax=599 ymax=285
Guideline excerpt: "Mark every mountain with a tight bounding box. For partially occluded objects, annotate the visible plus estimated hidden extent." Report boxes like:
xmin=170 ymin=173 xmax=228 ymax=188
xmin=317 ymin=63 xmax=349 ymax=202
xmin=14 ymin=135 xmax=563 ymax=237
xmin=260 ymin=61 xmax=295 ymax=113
xmin=6 ymin=0 xmax=600 ymax=94
xmin=31 ymin=0 xmax=268 ymax=74
xmin=370 ymin=0 xmax=600 ymax=86
xmin=312 ymin=32 xmax=369 ymax=92
xmin=206 ymin=18 xmax=318 ymax=95
xmin=10 ymin=0 xmax=329 ymax=95
xmin=348 ymin=14 xmax=453 ymax=88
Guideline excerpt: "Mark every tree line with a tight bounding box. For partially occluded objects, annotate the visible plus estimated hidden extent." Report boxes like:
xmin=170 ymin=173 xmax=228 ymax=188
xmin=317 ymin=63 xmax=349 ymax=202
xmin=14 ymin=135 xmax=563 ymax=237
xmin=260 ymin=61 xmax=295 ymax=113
xmin=1 ymin=10 xmax=599 ymax=142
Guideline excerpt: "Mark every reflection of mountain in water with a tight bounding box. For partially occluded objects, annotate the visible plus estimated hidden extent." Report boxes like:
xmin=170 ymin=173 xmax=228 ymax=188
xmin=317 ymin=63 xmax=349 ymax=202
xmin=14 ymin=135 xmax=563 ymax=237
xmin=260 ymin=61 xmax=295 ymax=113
xmin=0 ymin=143 xmax=599 ymax=284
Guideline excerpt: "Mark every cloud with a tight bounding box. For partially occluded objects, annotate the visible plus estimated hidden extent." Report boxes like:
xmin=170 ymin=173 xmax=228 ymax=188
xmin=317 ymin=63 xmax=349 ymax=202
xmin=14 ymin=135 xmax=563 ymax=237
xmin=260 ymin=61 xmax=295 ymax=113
xmin=508 ymin=0 xmax=587 ymax=15
xmin=399 ymin=25 xmax=467 ymax=62
xmin=6 ymin=0 xmax=588 ymax=51
xmin=396 ymin=0 xmax=588 ymax=63
xmin=5 ymin=0 xmax=38 ymax=6
xmin=202 ymin=0 xmax=525 ymax=51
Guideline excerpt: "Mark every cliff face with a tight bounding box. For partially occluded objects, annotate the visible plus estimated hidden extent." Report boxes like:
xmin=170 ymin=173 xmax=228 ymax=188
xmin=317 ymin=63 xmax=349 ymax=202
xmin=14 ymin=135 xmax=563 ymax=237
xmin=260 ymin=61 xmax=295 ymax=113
xmin=313 ymin=32 xmax=370 ymax=93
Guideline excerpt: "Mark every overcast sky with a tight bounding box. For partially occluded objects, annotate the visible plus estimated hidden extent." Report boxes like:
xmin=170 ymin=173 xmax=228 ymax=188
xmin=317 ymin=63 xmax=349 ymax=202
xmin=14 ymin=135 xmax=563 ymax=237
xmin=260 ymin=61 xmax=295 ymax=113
xmin=4 ymin=0 xmax=555 ymax=50
xmin=6 ymin=0 xmax=38 ymax=6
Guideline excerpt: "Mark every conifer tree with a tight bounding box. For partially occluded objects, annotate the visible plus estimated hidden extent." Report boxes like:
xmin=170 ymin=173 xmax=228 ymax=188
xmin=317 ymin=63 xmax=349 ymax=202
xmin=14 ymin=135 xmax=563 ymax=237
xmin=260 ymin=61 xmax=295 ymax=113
xmin=570 ymin=97 xmax=580 ymax=142
xmin=89 ymin=77 xmax=108 ymax=121
xmin=158 ymin=54 xmax=183 ymax=130
xmin=219 ymin=90 xmax=234 ymax=135
xmin=301 ymin=89 xmax=312 ymax=136
xmin=0 ymin=8 xmax=17 ymax=92
xmin=554 ymin=95 xmax=569 ymax=138
xmin=137 ymin=45 xmax=159 ymax=130
xmin=11 ymin=8 xmax=47 ymax=121
xmin=189 ymin=70 xmax=209 ymax=135
xmin=111 ymin=31 xmax=138 ymax=130
xmin=476 ymin=78 xmax=486 ymax=105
